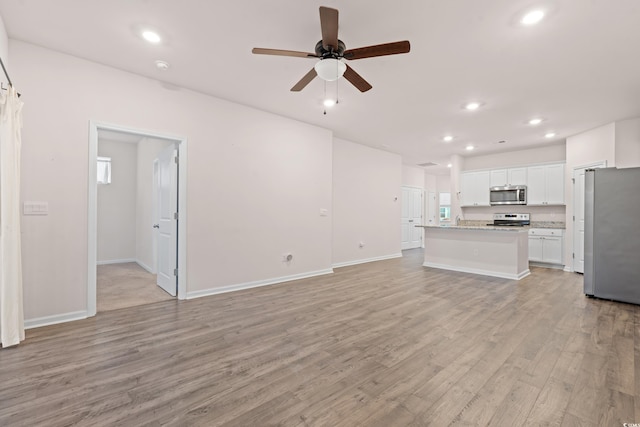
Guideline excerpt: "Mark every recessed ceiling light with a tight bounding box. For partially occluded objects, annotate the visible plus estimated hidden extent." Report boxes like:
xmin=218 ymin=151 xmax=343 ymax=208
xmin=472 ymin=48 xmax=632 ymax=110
xmin=528 ymin=118 xmax=543 ymax=125
xmin=545 ymin=132 xmax=556 ymax=138
xmin=323 ymin=99 xmax=336 ymax=108
xmin=447 ymin=163 xmax=452 ymax=168
xmin=466 ymin=145 xmax=475 ymax=151
xmin=521 ymin=10 xmax=545 ymax=26
xmin=443 ymin=135 xmax=454 ymax=142
xmin=142 ymin=30 xmax=162 ymax=44
xmin=155 ymin=60 xmax=170 ymax=70
xmin=465 ymin=102 xmax=481 ymax=111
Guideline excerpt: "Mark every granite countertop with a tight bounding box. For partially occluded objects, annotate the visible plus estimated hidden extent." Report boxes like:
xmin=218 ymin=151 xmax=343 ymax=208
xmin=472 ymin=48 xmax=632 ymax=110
xmin=417 ymin=220 xmax=566 ymax=231
xmin=419 ymin=224 xmax=529 ymax=232
xmin=529 ymin=222 xmax=566 ymax=229
xmin=455 ymin=220 xmax=566 ymax=230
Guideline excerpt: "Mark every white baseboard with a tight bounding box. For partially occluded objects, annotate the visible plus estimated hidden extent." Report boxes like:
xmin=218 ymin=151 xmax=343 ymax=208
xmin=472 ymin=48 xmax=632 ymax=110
xmin=529 ymin=261 xmax=565 ymax=270
xmin=186 ymin=268 xmax=334 ymax=300
xmin=423 ymin=262 xmax=531 ymax=281
xmin=97 ymin=258 xmax=136 ymax=265
xmin=563 ymin=266 xmax=574 ymax=273
xmin=136 ymin=259 xmax=154 ymax=274
xmin=25 ymin=311 xmax=88 ymax=330
xmin=332 ymin=253 xmax=403 ymax=269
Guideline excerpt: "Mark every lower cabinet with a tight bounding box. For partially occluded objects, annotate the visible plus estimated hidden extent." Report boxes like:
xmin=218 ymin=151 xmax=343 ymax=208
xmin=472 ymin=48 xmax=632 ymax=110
xmin=528 ymin=228 xmax=564 ymax=265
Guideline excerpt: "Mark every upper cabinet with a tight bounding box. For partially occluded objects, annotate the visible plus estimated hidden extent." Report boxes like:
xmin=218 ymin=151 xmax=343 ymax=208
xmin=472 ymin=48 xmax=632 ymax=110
xmin=460 ymin=162 xmax=565 ymax=208
xmin=461 ymin=171 xmax=490 ymax=206
xmin=490 ymin=167 xmax=527 ymax=187
xmin=526 ymin=163 xmax=565 ymax=205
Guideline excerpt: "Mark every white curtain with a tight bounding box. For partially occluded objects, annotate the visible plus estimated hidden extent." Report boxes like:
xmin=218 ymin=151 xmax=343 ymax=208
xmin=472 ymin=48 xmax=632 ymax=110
xmin=0 ymin=86 xmax=24 ymax=348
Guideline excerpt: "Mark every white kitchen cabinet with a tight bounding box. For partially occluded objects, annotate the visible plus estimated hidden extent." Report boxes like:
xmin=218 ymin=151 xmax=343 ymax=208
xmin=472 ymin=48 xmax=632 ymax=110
xmin=527 ymin=163 xmax=565 ymax=205
xmin=528 ymin=228 xmax=564 ymax=265
xmin=461 ymin=171 xmax=490 ymax=206
xmin=490 ymin=167 xmax=527 ymax=187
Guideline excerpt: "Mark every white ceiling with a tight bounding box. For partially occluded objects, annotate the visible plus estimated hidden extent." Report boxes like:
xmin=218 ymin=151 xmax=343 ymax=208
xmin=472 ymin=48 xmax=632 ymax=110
xmin=2 ymin=0 xmax=640 ymax=174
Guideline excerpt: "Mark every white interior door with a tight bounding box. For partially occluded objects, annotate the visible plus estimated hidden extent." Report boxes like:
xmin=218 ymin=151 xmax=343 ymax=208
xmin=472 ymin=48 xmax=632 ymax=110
xmin=401 ymin=187 xmax=411 ymax=249
xmin=573 ymin=162 xmax=606 ymax=273
xmin=410 ymin=189 xmax=423 ymax=247
xmin=401 ymin=186 xmax=423 ymax=250
xmin=156 ymin=145 xmax=178 ymax=296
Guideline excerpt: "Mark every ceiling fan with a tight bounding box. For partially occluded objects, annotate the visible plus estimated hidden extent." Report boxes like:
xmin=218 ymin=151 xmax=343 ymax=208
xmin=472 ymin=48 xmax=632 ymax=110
xmin=252 ymin=6 xmax=410 ymax=93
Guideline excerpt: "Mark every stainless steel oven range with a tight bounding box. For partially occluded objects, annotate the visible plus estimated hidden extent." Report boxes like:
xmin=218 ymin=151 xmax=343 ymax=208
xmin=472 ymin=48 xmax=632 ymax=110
xmin=487 ymin=213 xmax=530 ymax=227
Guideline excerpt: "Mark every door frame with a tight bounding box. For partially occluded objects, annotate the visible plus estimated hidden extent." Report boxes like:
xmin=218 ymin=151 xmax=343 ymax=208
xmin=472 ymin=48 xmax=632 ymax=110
xmin=401 ymin=185 xmax=424 ymax=250
xmin=571 ymin=160 xmax=606 ymax=273
xmin=88 ymin=121 xmax=188 ymax=316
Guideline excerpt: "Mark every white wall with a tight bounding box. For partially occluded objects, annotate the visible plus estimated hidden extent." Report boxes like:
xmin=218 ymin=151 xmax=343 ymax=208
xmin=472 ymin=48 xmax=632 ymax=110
xmin=136 ymin=137 xmax=174 ymax=272
xmin=13 ymin=40 xmax=333 ymax=322
xmin=615 ymin=118 xmax=640 ymax=168
xmin=565 ymin=122 xmax=616 ymax=271
xmin=424 ymin=174 xmax=437 ymax=193
xmin=566 ymin=123 xmax=615 ymax=170
xmin=563 ymin=119 xmax=640 ymax=271
xmin=401 ymin=165 xmax=425 ymax=188
xmin=436 ymin=175 xmax=451 ymax=194
xmin=97 ymin=140 xmax=137 ymax=262
xmin=0 ymin=14 xmax=8 ymax=79
xmin=332 ymin=138 xmax=402 ymax=266
xmin=463 ymin=143 xmax=566 ymax=171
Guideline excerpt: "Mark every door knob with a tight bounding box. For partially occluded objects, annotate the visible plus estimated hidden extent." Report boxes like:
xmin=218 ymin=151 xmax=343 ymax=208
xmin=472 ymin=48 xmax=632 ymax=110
xmin=153 ymin=224 xmax=160 ymax=229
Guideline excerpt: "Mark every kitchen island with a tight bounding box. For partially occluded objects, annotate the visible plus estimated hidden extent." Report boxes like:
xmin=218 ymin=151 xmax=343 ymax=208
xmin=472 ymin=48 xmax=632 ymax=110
xmin=419 ymin=225 xmax=530 ymax=280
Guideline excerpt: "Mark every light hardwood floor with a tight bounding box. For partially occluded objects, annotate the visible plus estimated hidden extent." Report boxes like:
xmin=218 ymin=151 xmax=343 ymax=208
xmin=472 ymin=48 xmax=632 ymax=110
xmin=97 ymin=262 xmax=174 ymax=312
xmin=1 ymin=249 xmax=638 ymax=426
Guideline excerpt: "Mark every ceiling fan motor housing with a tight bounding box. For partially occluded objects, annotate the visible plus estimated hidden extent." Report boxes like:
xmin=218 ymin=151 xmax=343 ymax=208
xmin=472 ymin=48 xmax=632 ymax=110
xmin=315 ymin=40 xmax=346 ymax=58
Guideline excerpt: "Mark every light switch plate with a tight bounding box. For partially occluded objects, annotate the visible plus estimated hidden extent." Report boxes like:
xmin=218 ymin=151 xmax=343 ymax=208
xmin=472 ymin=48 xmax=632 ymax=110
xmin=23 ymin=201 xmax=49 ymax=215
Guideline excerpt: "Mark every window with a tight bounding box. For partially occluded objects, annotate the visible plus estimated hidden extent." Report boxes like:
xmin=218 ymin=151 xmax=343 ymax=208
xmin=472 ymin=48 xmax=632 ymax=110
xmin=97 ymin=157 xmax=111 ymax=184
xmin=439 ymin=192 xmax=451 ymax=221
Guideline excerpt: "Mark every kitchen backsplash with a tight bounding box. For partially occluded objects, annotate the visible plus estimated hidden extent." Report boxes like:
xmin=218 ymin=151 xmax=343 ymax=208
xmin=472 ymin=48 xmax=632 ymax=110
xmin=460 ymin=205 xmax=565 ymax=222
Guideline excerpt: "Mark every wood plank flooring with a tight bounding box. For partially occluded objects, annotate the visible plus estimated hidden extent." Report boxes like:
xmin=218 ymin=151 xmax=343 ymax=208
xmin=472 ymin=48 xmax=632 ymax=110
xmin=1 ymin=249 xmax=639 ymax=426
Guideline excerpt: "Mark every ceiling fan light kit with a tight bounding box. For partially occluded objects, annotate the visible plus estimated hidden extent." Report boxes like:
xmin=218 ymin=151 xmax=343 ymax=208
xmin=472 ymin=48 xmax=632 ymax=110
xmin=252 ymin=6 xmax=411 ymax=94
xmin=315 ymin=58 xmax=346 ymax=82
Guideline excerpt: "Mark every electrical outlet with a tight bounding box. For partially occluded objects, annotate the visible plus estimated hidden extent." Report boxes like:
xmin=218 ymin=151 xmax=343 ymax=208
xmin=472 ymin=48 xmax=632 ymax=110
xmin=282 ymin=253 xmax=293 ymax=262
xmin=359 ymin=242 xmax=365 ymax=248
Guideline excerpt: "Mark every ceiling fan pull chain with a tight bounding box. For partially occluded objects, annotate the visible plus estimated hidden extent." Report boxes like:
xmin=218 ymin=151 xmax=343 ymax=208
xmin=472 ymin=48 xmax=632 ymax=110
xmin=335 ymin=60 xmax=339 ymax=105
xmin=323 ymin=80 xmax=327 ymax=115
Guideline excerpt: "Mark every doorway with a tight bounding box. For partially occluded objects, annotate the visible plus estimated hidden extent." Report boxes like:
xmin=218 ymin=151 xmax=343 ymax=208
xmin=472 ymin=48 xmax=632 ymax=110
xmin=572 ymin=161 xmax=606 ymax=273
xmin=88 ymin=121 xmax=188 ymax=317
xmin=401 ymin=186 xmax=424 ymax=250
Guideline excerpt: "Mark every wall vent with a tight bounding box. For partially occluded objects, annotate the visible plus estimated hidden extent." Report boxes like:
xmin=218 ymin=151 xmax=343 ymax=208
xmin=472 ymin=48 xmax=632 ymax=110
xmin=417 ymin=162 xmax=438 ymax=167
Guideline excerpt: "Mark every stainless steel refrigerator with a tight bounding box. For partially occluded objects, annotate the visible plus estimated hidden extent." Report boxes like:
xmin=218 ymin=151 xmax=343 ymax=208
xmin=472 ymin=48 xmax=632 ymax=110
xmin=584 ymin=167 xmax=640 ymax=304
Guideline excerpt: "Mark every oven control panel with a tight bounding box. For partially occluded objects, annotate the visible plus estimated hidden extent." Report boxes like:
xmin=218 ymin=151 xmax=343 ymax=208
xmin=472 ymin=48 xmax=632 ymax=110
xmin=493 ymin=213 xmax=529 ymax=221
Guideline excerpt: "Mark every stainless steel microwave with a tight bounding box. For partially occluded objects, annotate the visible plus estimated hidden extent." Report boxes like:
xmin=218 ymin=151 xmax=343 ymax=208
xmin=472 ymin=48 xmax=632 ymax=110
xmin=490 ymin=185 xmax=527 ymax=205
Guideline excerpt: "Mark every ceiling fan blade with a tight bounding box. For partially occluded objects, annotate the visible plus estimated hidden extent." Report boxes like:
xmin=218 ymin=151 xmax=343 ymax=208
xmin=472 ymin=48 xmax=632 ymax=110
xmin=291 ymin=68 xmax=318 ymax=92
xmin=252 ymin=48 xmax=318 ymax=58
xmin=343 ymin=65 xmax=372 ymax=92
xmin=319 ymin=6 xmax=339 ymax=51
xmin=343 ymin=41 xmax=411 ymax=60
